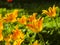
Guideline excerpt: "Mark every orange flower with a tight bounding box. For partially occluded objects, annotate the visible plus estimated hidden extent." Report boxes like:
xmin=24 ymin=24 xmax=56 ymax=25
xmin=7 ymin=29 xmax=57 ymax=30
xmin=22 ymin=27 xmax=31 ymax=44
xmin=0 ymin=30 xmax=3 ymax=41
xmin=11 ymin=28 xmax=24 ymax=40
xmin=0 ymin=21 xmax=3 ymax=30
xmin=5 ymin=42 xmax=11 ymax=45
xmin=13 ymin=9 xmax=18 ymax=17
xmin=37 ymin=17 xmax=44 ymax=31
xmin=27 ymin=17 xmax=44 ymax=33
xmin=42 ymin=5 xmax=56 ymax=17
xmin=4 ymin=35 xmax=12 ymax=42
xmin=3 ymin=9 xmax=18 ymax=23
xmin=13 ymin=39 xmax=24 ymax=45
xmin=32 ymin=40 xmax=39 ymax=45
xmin=0 ymin=21 xmax=3 ymax=41
xmin=17 ymin=15 xmax=27 ymax=25
xmin=28 ymin=13 xmax=37 ymax=22
xmin=11 ymin=27 xmax=24 ymax=45
xmin=4 ymin=35 xmax=12 ymax=45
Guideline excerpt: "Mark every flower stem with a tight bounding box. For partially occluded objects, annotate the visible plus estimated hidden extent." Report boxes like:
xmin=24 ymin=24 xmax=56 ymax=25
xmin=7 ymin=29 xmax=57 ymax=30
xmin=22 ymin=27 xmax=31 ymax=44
xmin=54 ymin=18 xmax=58 ymax=29
xmin=52 ymin=18 xmax=58 ymax=30
xmin=38 ymin=33 xmax=45 ymax=45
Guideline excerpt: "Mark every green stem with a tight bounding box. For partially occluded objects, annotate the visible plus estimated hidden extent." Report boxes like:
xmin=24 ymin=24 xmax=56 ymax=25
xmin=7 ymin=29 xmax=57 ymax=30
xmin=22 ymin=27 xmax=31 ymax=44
xmin=29 ymin=33 xmax=36 ymax=45
xmin=53 ymin=18 xmax=58 ymax=28
xmin=38 ymin=33 xmax=45 ymax=45
xmin=54 ymin=18 xmax=58 ymax=29
xmin=51 ymin=18 xmax=54 ymax=28
xmin=52 ymin=18 xmax=58 ymax=30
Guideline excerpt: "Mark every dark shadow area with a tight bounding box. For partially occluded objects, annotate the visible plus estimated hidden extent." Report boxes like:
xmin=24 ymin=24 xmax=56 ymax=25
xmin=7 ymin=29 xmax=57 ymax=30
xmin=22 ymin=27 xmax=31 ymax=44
xmin=41 ymin=27 xmax=60 ymax=45
xmin=0 ymin=0 xmax=60 ymax=12
xmin=0 ymin=0 xmax=60 ymax=14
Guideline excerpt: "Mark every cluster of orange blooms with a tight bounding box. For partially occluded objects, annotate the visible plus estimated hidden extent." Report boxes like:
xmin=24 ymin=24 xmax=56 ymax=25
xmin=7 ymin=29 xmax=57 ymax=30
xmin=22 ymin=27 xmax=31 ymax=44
xmin=0 ymin=5 xmax=57 ymax=45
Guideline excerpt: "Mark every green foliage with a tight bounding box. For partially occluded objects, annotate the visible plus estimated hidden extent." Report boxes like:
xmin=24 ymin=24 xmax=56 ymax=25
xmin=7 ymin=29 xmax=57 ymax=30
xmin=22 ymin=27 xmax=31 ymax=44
xmin=0 ymin=7 xmax=60 ymax=45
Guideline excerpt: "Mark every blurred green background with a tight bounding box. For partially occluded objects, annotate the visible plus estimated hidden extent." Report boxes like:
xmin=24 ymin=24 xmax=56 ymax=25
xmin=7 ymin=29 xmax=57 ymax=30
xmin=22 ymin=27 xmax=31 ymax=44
xmin=0 ymin=0 xmax=60 ymax=13
xmin=0 ymin=0 xmax=60 ymax=45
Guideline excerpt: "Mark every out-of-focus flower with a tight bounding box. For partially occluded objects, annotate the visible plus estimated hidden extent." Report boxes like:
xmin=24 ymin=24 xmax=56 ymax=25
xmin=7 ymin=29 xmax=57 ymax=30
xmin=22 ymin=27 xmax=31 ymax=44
xmin=42 ymin=5 xmax=56 ymax=17
xmin=4 ymin=35 xmax=12 ymax=42
xmin=0 ymin=14 xmax=2 ymax=19
xmin=11 ymin=28 xmax=24 ymax=40
xmin=13 ymin=9 xmax=18 ymax=17
xmin=37 ymin=17 xmax=44 ymax=31
xmin=28 ymin=13 xmax=37 ymax=22
xmin=3 ymin=9 xmax=18 ymax=23
xmin=7 ymin=0 xmax=13 ymax=3
xmin=5 ymin=42 xmax=11 ymax=45
xmin=0 ymin=21 xmax=3 ymax=41
xmin=27 ymin=17 xmax=44 ymax=33
xmin=0 ymin=21 xmax=3 ymax=30
xmin=17 ymin=15 xmax=27 ymax=25
xmin=0 ymin=33 xmax=3 ymax=41
xmin=0 ymin=30 xmax=3 ymax=41
xmin=32 ymin=40 xmax=39 ymax=45
xmin=11 ymin=26 xmax=24 ymax=45
xmin=13 ymin=39 xmax=24 ymax=45
xmin=4 ymin=35 xmax=12 ymax=45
